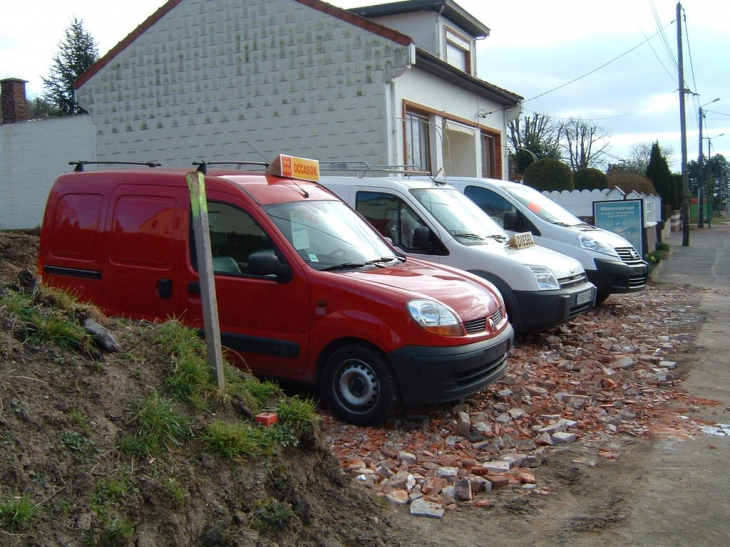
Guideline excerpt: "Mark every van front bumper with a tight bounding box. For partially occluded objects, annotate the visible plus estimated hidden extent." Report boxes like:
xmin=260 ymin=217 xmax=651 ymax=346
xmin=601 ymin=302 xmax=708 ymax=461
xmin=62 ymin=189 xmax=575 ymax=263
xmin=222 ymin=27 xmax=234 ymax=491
xmin=387 ymin=324 xmax=514 ymax=406
xmin=590 ymin=258 xmax=648 ymax=295
xmin=513 ymin=281 xmax=596 ymax=332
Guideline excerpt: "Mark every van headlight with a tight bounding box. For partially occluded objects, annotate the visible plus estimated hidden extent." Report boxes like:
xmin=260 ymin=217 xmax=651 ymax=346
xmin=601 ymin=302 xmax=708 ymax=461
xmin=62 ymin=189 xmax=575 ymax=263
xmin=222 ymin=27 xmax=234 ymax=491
xmin=528 ymin=265 xmax=560 ymax=290
xmin=578 ymin=234 xmax=619 ymax=257
xmin=408 ymin=299 xmax=464 ymax=336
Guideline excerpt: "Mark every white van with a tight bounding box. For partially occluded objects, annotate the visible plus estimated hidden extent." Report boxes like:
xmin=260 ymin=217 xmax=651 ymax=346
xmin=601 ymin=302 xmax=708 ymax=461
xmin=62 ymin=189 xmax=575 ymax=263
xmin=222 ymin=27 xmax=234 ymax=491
xmin=441 ymin=177 xmax=648 ymax=303
xmin=319 ymin=175 xmax=596 ymax=333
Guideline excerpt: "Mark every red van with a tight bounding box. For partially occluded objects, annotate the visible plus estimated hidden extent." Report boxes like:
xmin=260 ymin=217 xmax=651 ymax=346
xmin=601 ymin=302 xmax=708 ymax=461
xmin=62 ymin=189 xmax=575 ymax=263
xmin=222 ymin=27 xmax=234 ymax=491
xmin=39 ymin=158 xmax=513 ymax=425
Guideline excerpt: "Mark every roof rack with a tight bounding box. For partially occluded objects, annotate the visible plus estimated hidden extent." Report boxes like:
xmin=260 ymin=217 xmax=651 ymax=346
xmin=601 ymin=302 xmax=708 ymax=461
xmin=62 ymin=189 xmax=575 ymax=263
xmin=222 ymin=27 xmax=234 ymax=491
xmin=318 ymin=161 xmax=431 ymax=178
xmin=193 ymin=161 xmax=269 ymax=174
xmin=70 ymin=161 xmax=161 ymax=172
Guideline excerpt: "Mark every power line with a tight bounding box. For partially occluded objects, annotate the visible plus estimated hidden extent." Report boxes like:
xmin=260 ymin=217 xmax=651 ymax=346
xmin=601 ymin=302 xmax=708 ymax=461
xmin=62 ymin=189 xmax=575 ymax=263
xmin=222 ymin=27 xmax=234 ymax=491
xmin=522 ymin=20 xmax=675 ymax=105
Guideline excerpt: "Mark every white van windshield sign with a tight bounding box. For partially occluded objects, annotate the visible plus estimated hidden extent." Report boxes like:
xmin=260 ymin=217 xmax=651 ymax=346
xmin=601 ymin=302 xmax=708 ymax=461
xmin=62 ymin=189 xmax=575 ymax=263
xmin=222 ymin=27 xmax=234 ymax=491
xmin=509 ymin=232 xmax=535 ymax=250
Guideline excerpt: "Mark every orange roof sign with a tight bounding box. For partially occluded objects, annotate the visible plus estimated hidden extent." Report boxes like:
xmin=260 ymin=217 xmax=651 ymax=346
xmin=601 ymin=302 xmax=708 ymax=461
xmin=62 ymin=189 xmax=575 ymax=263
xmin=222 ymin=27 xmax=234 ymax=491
xmin=267 ymin=154 xmax=320 ymax=182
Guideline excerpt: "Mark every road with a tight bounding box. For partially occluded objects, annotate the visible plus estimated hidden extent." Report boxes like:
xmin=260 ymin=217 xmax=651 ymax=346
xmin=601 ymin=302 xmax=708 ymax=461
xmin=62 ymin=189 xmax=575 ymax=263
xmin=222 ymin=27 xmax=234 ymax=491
xmin=617 ymin=220 xmax=730 ymax=546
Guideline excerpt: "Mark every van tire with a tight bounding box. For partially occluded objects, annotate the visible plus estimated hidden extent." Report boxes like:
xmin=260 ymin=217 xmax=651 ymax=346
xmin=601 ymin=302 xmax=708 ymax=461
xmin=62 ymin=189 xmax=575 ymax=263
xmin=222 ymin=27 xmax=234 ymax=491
xmin=322 ymin=346 xmax=398 ymax=426
xmin=595 ymin=292 xmax=611 ymax=305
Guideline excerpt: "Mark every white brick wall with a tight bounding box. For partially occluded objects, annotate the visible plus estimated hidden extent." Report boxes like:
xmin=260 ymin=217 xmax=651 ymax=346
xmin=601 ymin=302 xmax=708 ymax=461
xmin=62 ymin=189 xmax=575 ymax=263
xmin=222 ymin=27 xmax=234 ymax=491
xmin=77 ymin=0 xmax=413 ymax=167
xmin=0 ymin=116 xmax=95 ymax=229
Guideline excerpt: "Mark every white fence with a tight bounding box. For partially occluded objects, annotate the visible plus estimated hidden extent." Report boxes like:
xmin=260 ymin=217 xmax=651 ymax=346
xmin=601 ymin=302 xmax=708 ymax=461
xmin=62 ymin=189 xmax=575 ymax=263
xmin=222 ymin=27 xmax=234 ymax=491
xmin=543 ymin=188 xmax=662 ymax=225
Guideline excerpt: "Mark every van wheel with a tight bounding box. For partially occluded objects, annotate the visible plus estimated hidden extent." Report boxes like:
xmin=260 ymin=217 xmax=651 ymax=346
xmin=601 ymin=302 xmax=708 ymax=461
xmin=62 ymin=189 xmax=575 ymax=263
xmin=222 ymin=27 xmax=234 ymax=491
xmin=595 ymin=292 xmax=611 ymax=305
xmin=322 ymin=346 xmax=398 ymax=426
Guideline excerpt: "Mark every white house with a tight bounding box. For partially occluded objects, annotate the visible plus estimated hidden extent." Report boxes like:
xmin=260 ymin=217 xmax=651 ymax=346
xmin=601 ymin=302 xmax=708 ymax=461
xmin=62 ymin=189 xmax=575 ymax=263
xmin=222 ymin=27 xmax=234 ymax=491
xmin=0 ymin=0 xmax=523 ymax=229
xmin=74 ymin=0 xmax=522 ymax=177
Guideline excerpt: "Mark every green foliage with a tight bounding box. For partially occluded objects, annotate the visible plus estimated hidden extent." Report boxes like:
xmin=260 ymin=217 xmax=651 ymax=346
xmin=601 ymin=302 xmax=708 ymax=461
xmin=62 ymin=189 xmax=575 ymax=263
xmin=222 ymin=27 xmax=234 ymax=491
xmin=523 ymin=158 xmax=574 ymax=191
xmin=42 ymin=17 xmax=99 ymax=115
xmin=646 ymin=142 xmax=676 ymax=211
xmin=574 ymin=168 xmax=608 ymax=190
xmin=249 ymin=498 xmax=295 ymax=532
xmin=0 ymin=494 xmax=38 ymax=532
xmin=98 ymin=517 xmax=135 ymax=546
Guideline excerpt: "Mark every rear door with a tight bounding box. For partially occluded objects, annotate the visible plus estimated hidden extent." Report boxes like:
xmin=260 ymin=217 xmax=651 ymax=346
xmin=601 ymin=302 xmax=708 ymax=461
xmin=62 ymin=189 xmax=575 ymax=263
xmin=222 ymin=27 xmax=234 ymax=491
xmin=102 ymin=185 xmax=186 ymax=320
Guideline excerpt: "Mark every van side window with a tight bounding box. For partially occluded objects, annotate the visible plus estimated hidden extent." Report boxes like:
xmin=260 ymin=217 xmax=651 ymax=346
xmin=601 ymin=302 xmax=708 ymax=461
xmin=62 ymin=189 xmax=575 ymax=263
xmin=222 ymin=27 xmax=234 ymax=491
xmin=464 ymin=186 xmax=516 ymax=228
xmin=355 ymin=191 xmax=425 ymax=249
xmin=189 ymin=202 xmax=278 ymax=276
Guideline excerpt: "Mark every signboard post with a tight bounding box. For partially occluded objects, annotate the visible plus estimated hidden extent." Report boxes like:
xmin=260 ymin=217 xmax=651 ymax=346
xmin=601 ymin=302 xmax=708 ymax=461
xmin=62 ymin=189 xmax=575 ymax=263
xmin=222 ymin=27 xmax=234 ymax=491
xmin=592 ymin=199 xmax=645 ymax=257
xmin=186 ymin=171 xmax=226 ymax=391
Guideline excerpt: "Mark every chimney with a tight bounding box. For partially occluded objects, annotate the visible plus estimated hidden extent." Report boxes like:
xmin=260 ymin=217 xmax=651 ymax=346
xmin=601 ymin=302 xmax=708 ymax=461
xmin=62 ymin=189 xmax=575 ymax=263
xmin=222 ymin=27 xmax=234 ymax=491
xmin=1 ymin=78 xmax=28 ymax=124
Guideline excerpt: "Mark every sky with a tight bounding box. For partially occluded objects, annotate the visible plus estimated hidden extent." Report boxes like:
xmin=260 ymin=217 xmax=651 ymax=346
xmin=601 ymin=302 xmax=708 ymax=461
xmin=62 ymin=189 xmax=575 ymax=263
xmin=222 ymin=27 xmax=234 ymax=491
xmin=2 ymin=0 xmax=728 ymax=169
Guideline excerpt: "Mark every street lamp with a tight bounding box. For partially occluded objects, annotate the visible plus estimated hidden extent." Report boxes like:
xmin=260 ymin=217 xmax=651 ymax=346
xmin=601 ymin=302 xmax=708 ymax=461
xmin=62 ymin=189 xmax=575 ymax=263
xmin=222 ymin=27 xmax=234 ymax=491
xmin=703 ymin=132 xmax=725 ymax=228
xmin=698 ymin=98 xmax=720 ymax=228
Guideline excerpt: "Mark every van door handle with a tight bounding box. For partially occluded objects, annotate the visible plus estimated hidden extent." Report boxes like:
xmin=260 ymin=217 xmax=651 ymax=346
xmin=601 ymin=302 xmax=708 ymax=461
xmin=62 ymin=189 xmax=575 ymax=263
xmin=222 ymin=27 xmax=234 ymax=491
xmin=157 ymin=278 xmax=173 ymax=299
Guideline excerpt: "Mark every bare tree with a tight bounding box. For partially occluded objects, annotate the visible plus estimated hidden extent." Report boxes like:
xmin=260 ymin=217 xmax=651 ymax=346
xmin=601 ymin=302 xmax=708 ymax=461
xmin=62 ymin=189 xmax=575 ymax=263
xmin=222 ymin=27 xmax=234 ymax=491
xmin=561 ymin=118 xmax=611 ymax=171
xmin=507 ymin=113 xmax=563 ymax=174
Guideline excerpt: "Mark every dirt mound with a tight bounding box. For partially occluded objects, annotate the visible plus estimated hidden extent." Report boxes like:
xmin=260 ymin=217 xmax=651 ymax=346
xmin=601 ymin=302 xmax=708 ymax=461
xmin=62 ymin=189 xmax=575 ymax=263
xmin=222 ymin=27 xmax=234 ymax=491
xmin=0 ymin=229 xmax=413 ymax=546
xmin=0 ymin=230 xmax=39 ymax=286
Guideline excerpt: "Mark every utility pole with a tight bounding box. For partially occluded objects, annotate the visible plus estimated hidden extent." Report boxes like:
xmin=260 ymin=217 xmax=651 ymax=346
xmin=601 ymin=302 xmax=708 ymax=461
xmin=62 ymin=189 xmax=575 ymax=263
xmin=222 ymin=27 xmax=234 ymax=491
xmin=698 ymin=105 xmax=705 ymax=228
xmin=677 ymin=2 xmax=690 ymax=247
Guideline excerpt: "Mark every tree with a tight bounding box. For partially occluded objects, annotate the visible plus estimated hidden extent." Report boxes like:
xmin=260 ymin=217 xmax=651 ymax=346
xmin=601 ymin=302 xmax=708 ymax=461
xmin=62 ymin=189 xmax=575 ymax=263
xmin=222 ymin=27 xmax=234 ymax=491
xmin=561 ymin=118 xmax=611 ymax=171
xmin=574 ymin=168 xmax=608 ymax=190
xmin=523 ymin=158 xmax=573 ymax=191
xmin=645 ymin=142 xmax=676 ymax=212
xmin=507 ymin=114 xmax=563 ymax=175
xmin=42 ymin=18 xmax=99 ymax=115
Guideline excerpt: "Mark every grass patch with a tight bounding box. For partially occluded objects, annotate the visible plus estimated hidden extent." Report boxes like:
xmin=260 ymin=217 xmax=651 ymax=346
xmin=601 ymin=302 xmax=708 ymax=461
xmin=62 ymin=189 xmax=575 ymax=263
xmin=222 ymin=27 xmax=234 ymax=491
xmin=0 ymin=493 xmax=38 ymax=532
xmin=118 ymin=392 xmax=191 ymax=457
xmin=0 ymin=286 xmax=94 ymax=352
xmin=202 ymin=420 xmax=271 ymax=459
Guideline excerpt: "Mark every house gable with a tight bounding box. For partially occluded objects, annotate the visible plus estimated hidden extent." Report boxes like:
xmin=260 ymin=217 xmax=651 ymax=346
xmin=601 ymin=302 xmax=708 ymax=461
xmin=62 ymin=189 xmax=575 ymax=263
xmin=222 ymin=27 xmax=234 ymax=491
xmin=74 ymin=0 xmax=415 ymax=165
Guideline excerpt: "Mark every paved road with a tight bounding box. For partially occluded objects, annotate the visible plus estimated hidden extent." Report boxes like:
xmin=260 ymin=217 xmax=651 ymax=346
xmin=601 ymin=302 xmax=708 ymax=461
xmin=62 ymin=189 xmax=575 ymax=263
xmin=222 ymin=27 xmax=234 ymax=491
xmin=618 ymin=221 xmax=730 ymax=546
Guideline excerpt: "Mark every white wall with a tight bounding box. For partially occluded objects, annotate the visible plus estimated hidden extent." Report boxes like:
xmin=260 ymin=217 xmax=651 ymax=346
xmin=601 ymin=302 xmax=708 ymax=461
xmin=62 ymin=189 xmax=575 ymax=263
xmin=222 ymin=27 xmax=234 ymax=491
xmin=77 ymin=0 xmax=412 ymax=167
xmin=0 ymin=116 xmax=95 ymax=229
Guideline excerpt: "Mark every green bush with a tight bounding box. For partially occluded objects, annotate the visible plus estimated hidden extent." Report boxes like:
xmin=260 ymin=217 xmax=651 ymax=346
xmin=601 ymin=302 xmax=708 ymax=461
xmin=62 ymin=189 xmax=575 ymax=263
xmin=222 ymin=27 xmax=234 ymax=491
xmin=574 ymin=168 xmax=608 ymax=190
xmin=523 ymin=158 xmax=574 ymax=191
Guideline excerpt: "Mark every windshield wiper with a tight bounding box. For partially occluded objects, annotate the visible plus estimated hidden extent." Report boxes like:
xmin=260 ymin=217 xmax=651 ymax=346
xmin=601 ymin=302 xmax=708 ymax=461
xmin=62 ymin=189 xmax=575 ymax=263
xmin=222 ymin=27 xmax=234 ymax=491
xmin=485 ymin=234 xmax=508 ymax=242
xmin=450 ymin=231 xmax=485 ymax=241
xmin=319 ymin=262 xmax=367 ymax=272
xmin=365 ymin=256 xmax=400 ymax=267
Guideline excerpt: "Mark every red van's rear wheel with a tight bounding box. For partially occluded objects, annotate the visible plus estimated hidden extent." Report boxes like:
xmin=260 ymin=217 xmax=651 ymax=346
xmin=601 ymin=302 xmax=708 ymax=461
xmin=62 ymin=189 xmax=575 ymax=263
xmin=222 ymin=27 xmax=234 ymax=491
xmin=322 ymin=346 xmax=398 ymax=426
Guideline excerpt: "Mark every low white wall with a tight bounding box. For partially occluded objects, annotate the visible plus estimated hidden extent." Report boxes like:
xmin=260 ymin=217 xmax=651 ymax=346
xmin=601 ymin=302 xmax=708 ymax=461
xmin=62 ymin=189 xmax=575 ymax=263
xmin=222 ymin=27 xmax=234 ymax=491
xmin=0 ymin=116 xmax=95 ymax=230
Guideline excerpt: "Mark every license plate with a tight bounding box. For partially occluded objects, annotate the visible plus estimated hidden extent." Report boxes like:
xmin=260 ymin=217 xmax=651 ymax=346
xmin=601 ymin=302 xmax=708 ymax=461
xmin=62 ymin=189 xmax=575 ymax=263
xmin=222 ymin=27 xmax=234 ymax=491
xmin=576 ymin=290 xmax=593 ymax=305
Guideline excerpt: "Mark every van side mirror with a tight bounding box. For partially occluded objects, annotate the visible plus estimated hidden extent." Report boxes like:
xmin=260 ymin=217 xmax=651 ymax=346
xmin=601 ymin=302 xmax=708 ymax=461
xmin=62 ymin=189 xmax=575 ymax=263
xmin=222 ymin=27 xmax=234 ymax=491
xmin=412 ymin=225 xmax=431 ymax=250
xmin=503 ymin=212 xmax=520 ymax=231
xmin=247 ymin=252 xmax=292 ymax=283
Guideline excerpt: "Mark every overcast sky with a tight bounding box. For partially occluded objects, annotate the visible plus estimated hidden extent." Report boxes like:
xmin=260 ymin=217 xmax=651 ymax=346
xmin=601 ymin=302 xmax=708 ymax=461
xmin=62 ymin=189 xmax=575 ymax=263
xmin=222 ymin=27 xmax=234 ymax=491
xmin=2 ymin=0 xmax=728 ymax=168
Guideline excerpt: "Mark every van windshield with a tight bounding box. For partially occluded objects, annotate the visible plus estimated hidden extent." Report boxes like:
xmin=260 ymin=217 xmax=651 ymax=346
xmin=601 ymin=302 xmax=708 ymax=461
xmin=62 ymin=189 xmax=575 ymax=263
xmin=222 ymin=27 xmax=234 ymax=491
xmin=411 ymin=187 xmax=508 ymax=245
xmin=504 ymin=185 xmax=584 ymax=227
xmin=264 ymin=200 xmax=402 ymax=271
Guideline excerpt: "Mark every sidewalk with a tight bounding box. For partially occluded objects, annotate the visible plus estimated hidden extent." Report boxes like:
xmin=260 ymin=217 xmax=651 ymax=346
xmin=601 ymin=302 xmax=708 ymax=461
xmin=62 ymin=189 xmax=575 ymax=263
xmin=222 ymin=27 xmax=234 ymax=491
xmin=619 ymin=220 xmax=730 ymax=546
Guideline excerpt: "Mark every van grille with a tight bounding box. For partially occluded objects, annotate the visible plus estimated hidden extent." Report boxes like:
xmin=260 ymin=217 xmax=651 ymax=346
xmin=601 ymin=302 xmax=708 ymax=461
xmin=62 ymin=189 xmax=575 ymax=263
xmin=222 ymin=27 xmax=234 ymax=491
xmin=463 ymin=309 xmax=503 ymax=334
xmin=615 ymin=246 xmax=642 ymax=264
xmin=615 ymin=246 xmax=648 ymax=289
xmin=558 ymin=272 xmax=587 ymax=288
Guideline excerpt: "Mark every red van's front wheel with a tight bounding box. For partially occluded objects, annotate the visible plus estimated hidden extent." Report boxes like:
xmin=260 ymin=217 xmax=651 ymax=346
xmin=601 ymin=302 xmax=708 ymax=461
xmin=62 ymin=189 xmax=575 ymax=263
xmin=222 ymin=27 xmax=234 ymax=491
xmin=322 ymin=346 xmax=398 ymax=426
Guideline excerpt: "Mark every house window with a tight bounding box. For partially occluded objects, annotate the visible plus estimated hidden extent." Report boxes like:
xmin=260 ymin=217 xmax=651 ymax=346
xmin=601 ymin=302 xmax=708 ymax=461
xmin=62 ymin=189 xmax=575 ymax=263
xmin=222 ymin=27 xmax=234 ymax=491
xmin=405 ymin=111 xmax=431 ymax=172
xmin=445 ymin=29 xmax=471 ymax=73
xmin=481 ymin=133 xmax=497 ymax=178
